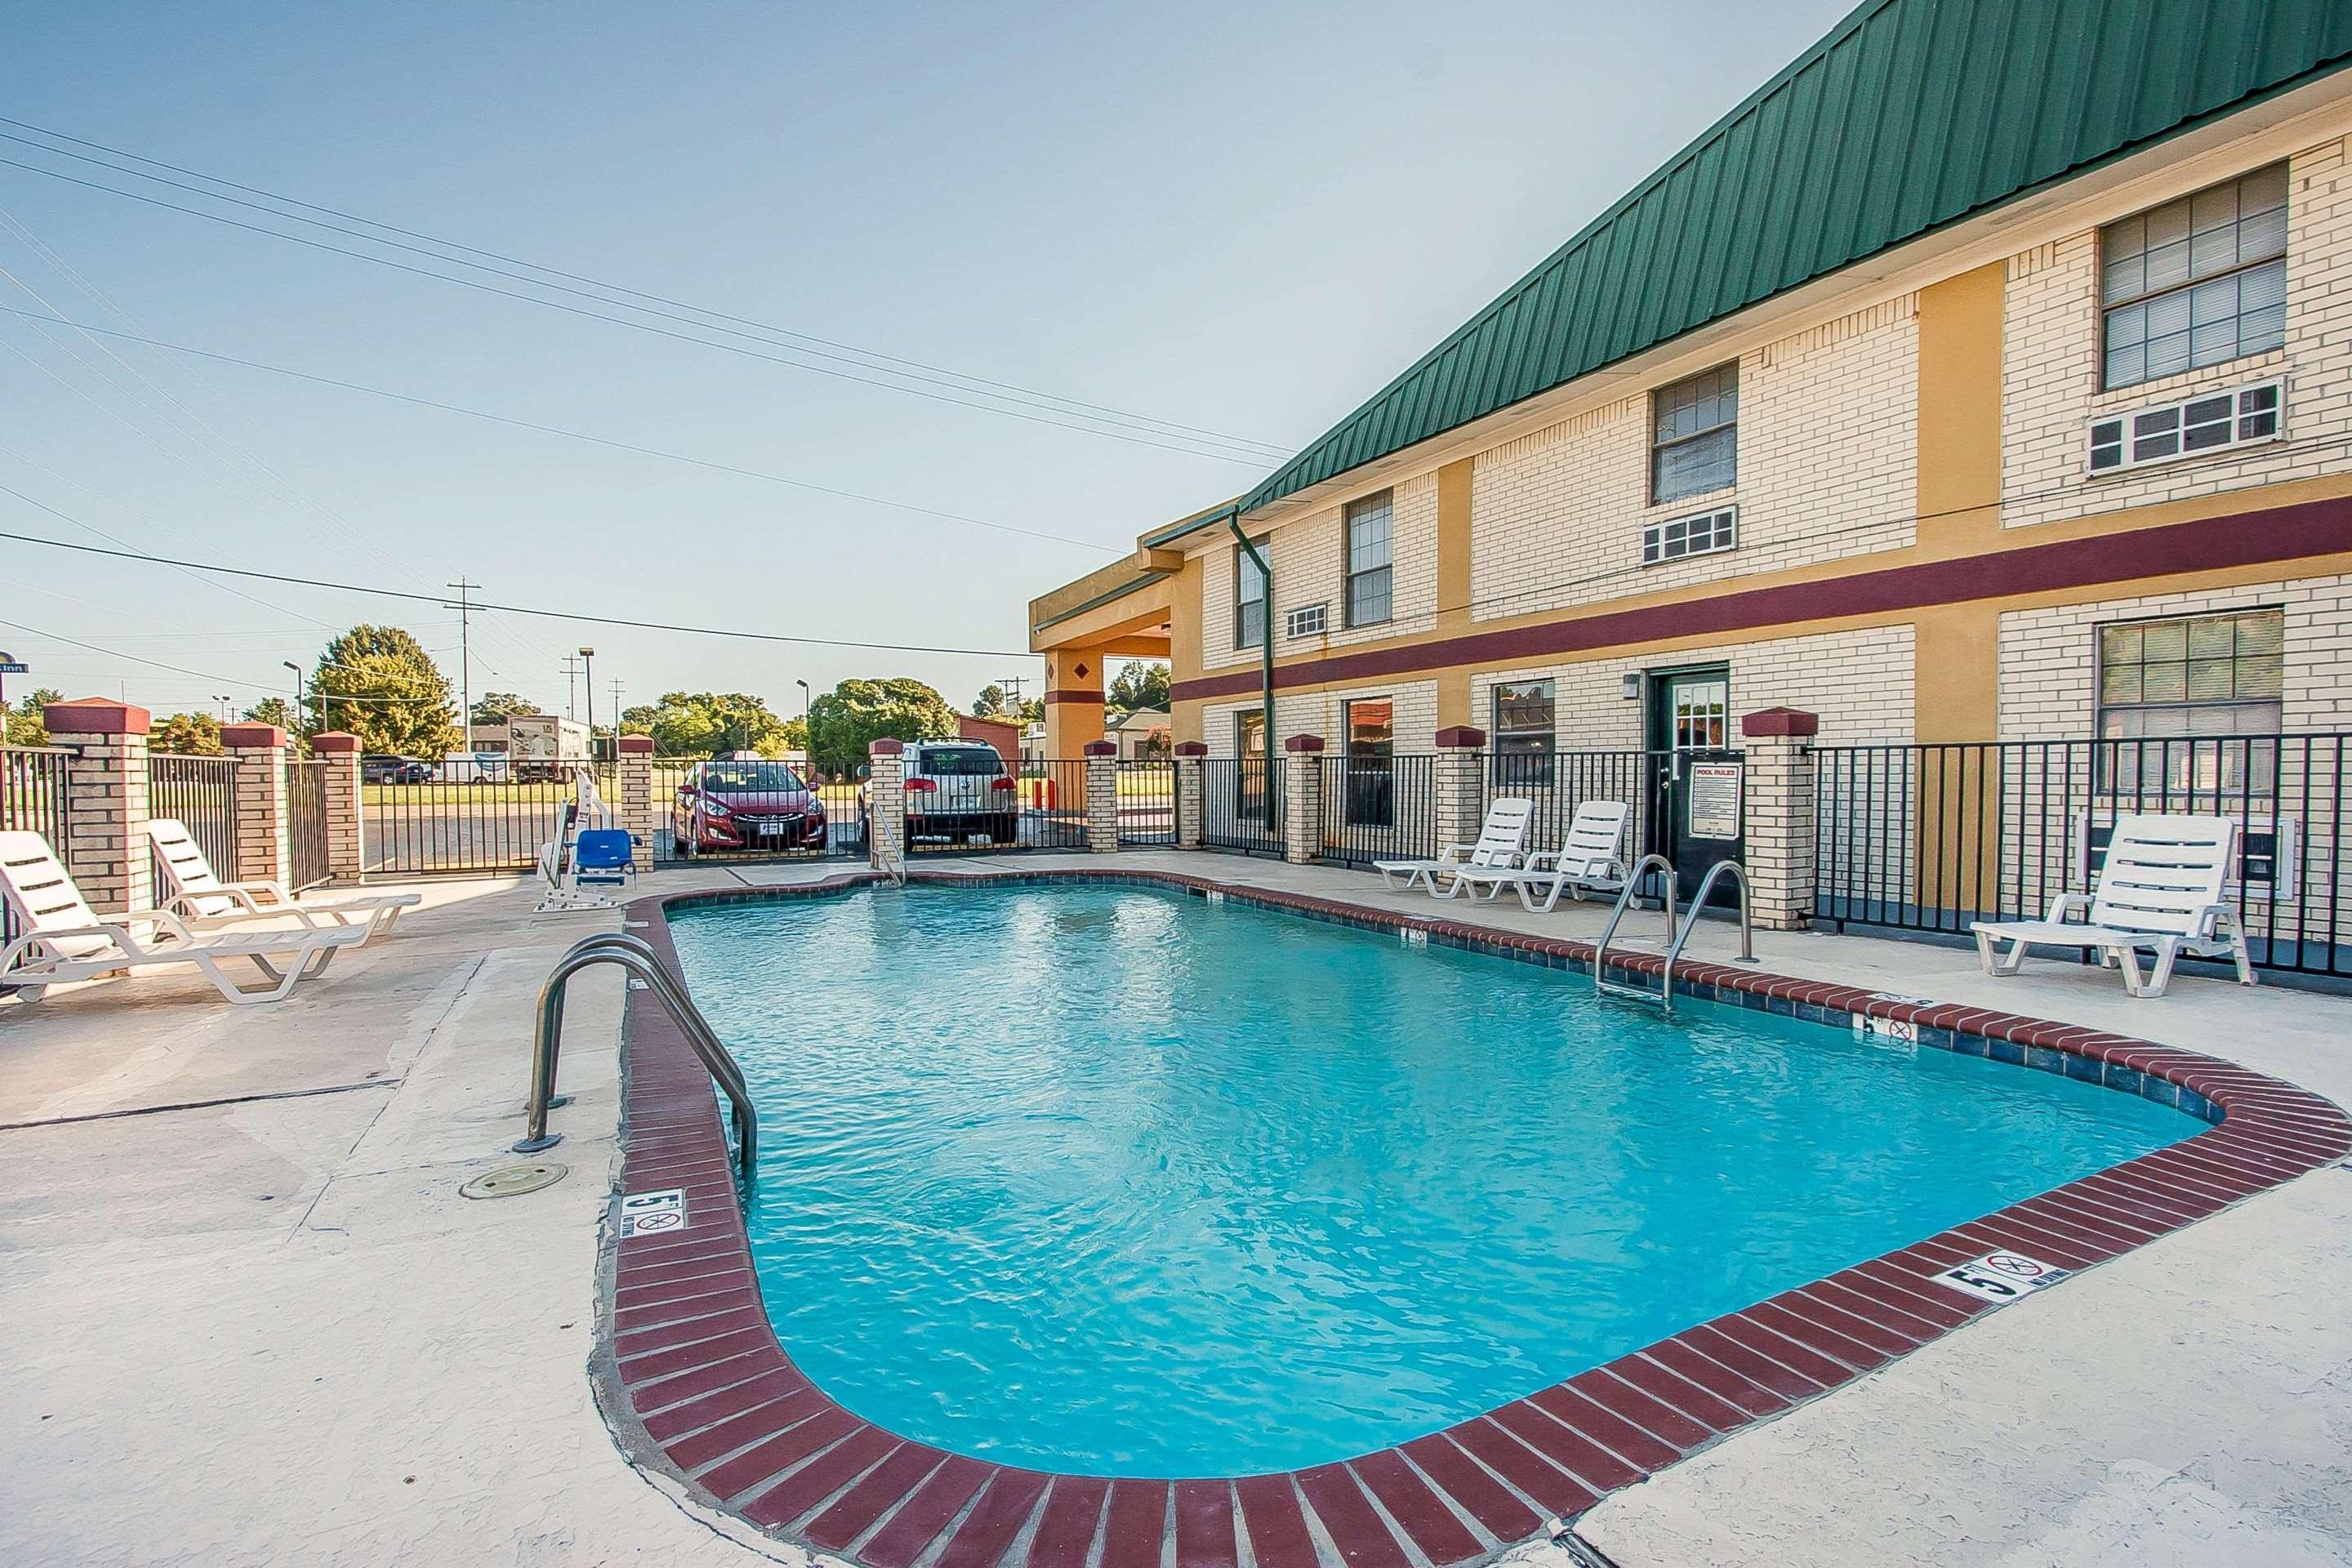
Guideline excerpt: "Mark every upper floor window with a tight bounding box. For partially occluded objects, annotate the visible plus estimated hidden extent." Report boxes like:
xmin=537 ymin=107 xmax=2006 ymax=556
xmin=2096 ymin=608 xmax=2283 ymax=795
xmin=2100 ymin=163 xmax=2287 ymax=391
xmin=1234 ymin=537 xmax=1267 ymax=649
xmin=1651 ymin=365 xmax=1738 ymax=505
xmin=1344 ymin=492 xmax=1393 ymax=627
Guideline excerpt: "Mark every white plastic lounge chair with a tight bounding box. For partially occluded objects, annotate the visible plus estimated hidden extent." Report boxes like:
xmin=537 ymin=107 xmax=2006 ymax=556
xmin=146 ymin=817 xmax=418 ymax=940
xmin=1971 ymin=813 xmax=2256 ymax=998
xmin=2 ymin=831 xmax=368 ymax=1005
xmin=1452 ymin=800 xmax=1632 ymax=911
xmin=1374 ymin=797 xmax=1535 ymax=897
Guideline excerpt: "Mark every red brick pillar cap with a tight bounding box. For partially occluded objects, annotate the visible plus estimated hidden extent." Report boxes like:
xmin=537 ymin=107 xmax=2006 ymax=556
xmin=868 ymin=737 xmax=904 ymax=757
xmin=1435 ymin=725 xmax=1487 ymax=749
xmin=1740 ymin=707 xmax=1820 ymax=739
xmin=1173 ymin=741 xmax=1209 ymax=758
xmin=221 ymin=723 xmax=288 ymax=749
xmin=617 ymin=734 xmax=655 ymax=755
xmin=1082 ymin=740 xmax=1117 ymax=757
xmin=1282 ymin=733 xmax=1325 ymax=754
xmin=310 ymin=731 xmax=362 ymax=755
xmin=42 ymin=697 xmax=150 ymax=736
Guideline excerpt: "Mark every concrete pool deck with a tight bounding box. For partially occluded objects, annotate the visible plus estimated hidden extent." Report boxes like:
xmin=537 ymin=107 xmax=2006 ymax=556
xmin=2 ymin=852 xmax=2347 ymax=1566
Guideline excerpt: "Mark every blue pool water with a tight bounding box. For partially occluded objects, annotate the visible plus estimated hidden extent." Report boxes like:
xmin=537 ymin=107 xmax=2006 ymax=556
xmin=667 ymin=883 xmax=2193 ymax=1477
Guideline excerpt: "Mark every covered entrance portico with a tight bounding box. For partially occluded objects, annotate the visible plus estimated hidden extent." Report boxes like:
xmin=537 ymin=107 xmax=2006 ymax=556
xmin=1029 ymin=550 xmax=1177 ymax=758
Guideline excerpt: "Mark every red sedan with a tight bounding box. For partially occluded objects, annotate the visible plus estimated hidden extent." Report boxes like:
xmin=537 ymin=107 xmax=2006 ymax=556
xmin=672 ymin=757 xmax=829 ymax=853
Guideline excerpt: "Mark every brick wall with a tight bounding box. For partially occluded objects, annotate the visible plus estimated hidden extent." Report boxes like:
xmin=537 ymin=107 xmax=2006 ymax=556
xmin=2002 ymin=136 xmax=2352 ymax=529
xmin=1468 ymin=296 xmax=1919 ymax=621
xmin=1197 ymin=473 xmax=1440 ymax=672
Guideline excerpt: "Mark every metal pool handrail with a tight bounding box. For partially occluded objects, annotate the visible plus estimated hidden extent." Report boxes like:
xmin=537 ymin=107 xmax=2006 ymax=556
xmin=1659 ymin=860 xmax=1758 ymax=1014
xmin=513 ymin=931 xmax=758 ymax=1183
xmin=1592 ymin=853 xmax=1677 ymax=1003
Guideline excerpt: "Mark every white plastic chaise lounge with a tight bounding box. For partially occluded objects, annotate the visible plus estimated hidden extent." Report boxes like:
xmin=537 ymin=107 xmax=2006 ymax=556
xmin=146 ymin=817 xmax=418 ymax=941
xmin=1970 ymin=813 xmax=2256 ymax=999
xmin=1374 ymin=797 xmax=1534 ymax=897
xmin=1452 ymin=800 xmax=1632 ymax=911
xmin=1 ymin=832 xmax=368 ymax=1005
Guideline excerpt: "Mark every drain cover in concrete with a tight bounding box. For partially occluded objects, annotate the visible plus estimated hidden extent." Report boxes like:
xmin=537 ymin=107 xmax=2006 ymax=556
xmin=460 ymin=1161 xmax=569 ymax=1199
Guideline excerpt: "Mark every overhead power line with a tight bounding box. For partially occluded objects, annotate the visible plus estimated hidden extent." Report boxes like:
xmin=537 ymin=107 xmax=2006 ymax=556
xmin=0 ymin=492 xmax=1037 ymax=660
xmin=0 ymin=153 xmax=1280 ymax=468
xmin=0 ymin=304 xmax=1124 ymax=555
xmin=0 ymin=117 xmax=1290 ymax=458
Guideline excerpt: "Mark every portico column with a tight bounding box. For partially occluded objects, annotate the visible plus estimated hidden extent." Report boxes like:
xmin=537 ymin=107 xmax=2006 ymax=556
xmin=1042 ymin=647 xmax=1107 ymax=759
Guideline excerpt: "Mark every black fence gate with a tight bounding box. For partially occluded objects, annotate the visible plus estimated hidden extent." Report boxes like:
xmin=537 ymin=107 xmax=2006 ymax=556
xmin=367 ymin=767 xmax=572 ymax=875
xmin=1116 ymin=760 xmax=1175 ymax=847
xmin=1316 ymin=752 xmax=1439 ymax=867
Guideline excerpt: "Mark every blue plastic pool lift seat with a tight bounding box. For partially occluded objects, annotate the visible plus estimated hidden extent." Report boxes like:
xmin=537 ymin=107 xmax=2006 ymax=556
xmin=572 ymin=828 xmax=637 ymax=889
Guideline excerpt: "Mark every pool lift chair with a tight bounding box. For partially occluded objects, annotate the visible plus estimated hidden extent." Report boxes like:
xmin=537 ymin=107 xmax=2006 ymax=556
xmin=537 ymin=766 xmax=637 ymax=913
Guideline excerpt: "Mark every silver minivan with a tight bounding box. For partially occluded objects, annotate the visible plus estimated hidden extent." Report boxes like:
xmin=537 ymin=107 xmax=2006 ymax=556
xmin=861 ymin=741 xmax=1020 ymax=844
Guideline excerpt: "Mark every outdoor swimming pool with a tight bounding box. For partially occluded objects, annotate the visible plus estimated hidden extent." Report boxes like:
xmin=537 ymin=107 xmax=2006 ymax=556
xmin=666 ymin=881 xmax=2196 ymax=1477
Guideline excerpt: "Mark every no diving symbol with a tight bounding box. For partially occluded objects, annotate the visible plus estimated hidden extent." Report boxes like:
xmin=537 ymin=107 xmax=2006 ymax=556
xmin=1933 ymin=1250 xmax=2071 ymax=1304
xmin=620 ymin=1187 xmax=685 ymax=1239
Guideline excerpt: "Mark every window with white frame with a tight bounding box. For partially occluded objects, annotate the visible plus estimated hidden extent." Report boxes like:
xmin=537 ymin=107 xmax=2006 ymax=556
xmin=1642 ymin=505 xmax=1738 ymax=565
xmin=1344 ymin=492 xmax=1393 ymax=628
xmin=1234 ymin=537 xmax=1267 ymax=649
xmin=1491 ymin=679 xmax=1556 ymax=786
xmin=2096 ymin=608 xmax=2283 ymax=796
xmin=2087 ymin=380 xmax=2282 ymax=474
xmin=2100 ymin=163 xmax=2287 ymax=391
xmin=1650 ymin=364 xmax=1738 ymax=505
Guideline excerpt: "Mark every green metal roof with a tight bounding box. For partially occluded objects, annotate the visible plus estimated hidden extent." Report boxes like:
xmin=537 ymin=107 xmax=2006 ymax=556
xmin=1242 ymin=0 xmax=2352 ymax=514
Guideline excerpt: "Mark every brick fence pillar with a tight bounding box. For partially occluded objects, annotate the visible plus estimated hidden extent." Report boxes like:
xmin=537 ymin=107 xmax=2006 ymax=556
xmin=310 ymin=731 xmax=365 ymax=883
xmin=1281 ymin=734 xmax=1324 ymax=866
xmin=866 ymin=739 xmax=906 ymax=865
xmin=617 ymin=734 xmax=657 ymax=849
xmin=1083 ymin=741 xmax=1120 ymax=853
xmin=42 ymin=697 xmax=150 ymax=915
xmin=1434 ymin=724 xmax=1487 ymax=852
xmin=1173 ymin=742 xmax=1206 ymax=849
xmin=222 ymin=723 xmax=289 ymax=884
xmin=1740 ymin=707 xmax=1818 ymax=930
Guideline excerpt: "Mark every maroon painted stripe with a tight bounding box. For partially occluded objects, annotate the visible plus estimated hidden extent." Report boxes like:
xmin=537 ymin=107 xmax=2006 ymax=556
xmin=1170 ymin=492 xmax=2352 ymax=702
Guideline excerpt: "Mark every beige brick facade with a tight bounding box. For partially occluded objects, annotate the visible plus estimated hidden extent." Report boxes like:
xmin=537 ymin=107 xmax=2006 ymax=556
xmin=1199 ymin=473 xmax=1441 ymax=672
xmin=1468 ymin=296 xmax=1919 ymax=621
xmin=2001 ymin=136 xmax=2352 ymax=530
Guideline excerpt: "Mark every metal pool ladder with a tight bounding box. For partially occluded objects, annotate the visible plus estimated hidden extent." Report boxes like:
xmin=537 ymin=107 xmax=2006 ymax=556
xmin=1592 ymin=856 xmax=1757 ymax=1015
xmin=513 ymin=931 xmax=759 ymax=1183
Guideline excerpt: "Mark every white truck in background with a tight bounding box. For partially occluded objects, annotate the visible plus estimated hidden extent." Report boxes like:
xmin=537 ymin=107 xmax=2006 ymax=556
xmin=507 ymin=714 xmax=590 ymax=779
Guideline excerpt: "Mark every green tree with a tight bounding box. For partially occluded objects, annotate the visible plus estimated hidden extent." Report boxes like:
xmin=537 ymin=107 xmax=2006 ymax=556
xmin=972 ymin=683 xmax=1009 ymax=718
xmin=312 ymin=625 xmax=460 ymax=755
xmin=806 ymin=678 xmax=957 ymax=774
xmin=241 ymin=697 xmax=301 ymax=733
xmin=1107 ymin=661 xmax=1171 ymax=711
xmin=3 ymin=686 xmax=63 ymax=746
xmin=470 ymin=692 xmax=541 ymax=726
xmin=154 ymin=711 xmax=225 ymax=755
xmin=616 ymin=692 xmax=792 ymax=760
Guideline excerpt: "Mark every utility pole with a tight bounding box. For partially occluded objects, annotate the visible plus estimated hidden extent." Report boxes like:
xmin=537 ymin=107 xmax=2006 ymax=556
xmin=560 ymin=656 xmax=584 ymax=720
xmin=997 ymin=674 xmax=1028 ymax=714
xmin=608 ymin=679 xmax=624 ymax=740
xmin=445 ymin=578 xmax=479 ymax=739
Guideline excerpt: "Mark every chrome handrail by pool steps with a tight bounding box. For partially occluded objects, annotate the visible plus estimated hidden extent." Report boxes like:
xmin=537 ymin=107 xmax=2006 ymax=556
xmin=1592 ymin=854 xmax=1677 ymax=1004
xmin=514 ymin=931 xmax=758 ymax=1183
xmin=1659 ymin=860 xmax=1759 ymax=1014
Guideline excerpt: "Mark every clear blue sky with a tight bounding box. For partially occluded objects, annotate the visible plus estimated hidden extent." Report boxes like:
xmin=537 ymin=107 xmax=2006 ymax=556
xmin=1 ymin=0 xmax=1851 ymax=728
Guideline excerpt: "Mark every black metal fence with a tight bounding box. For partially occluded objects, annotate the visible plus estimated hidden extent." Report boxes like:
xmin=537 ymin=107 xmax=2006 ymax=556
xmin=1315 ymin=752 xmax=1440 ymax=867
xmin=1485 ymin=749 xmax=1656 ymax=863
xmin=367 ymin=768 xmax=572 ymax=874
xmin=1815 ymin=734 xmax=2349 ymax=979
xmin=3 ymin=745 xmax=75 ymax=947
xmin=288 ymin=758 xmax=331 ymax=889
xmin=1201 ymin=758 xmax=1285 ymax=856
xmin=1116 ymin=760 xmax=1175 ymax=847
xmin=147 ymin=752 xmax=240 ymax=884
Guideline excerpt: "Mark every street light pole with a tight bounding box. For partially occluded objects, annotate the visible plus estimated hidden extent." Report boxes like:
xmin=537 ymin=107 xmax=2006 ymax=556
xmin=578 ymin=647 xmax=596 ymax=758
xmin=283 ymin=662 xmax=305 ymax=751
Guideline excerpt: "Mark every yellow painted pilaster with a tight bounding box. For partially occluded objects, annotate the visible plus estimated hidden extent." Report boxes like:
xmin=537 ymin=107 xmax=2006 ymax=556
xmin=1043 ymin=647 xmax=1106 ymax=757
xmin=1435 ymin=457 xmax=1476 ymax=728
xmin=1912 ymin=259 xmax=2007 ymax=743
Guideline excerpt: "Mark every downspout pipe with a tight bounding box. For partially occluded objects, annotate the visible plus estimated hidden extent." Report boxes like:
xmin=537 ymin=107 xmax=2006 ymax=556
xmin=1227 ymin=517 xmax=1276 ymax=826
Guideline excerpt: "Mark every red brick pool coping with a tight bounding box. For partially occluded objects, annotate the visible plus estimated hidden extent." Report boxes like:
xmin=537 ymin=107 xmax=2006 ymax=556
xmin=597 ymin=868 xmax=2352 ymax=1568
